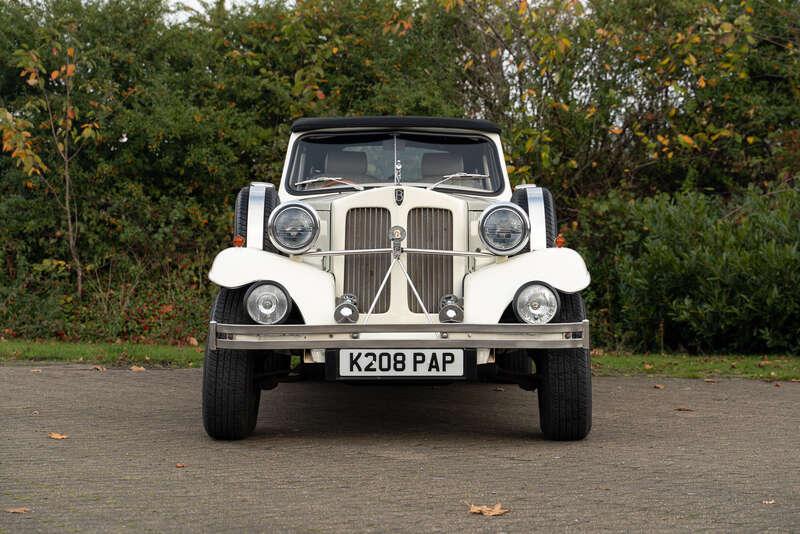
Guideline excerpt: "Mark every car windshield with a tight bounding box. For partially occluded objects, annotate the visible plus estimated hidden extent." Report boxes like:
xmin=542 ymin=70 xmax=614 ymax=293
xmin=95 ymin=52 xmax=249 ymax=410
xmin=287 ymin=132 xmax=503 ymax=194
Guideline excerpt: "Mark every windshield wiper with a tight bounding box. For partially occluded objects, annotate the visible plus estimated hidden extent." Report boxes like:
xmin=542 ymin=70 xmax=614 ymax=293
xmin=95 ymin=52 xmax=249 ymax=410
xmin=426 ymin=172 xmax=490 ymax=190
xmin=294 ymin=176 xmax=364 ymax=191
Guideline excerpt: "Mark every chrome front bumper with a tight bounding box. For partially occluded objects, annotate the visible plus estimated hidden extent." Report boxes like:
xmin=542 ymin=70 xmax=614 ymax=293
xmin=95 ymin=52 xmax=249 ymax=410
xmin=208 ymin=320 xmax=590 ymax=350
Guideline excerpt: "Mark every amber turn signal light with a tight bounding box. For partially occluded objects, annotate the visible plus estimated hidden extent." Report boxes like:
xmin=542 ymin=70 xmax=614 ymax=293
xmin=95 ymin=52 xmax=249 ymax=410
xmin=555 ymin=233 xmax=566 ymax=248
xmin=232 ymin=235 xmax=245 ymax=247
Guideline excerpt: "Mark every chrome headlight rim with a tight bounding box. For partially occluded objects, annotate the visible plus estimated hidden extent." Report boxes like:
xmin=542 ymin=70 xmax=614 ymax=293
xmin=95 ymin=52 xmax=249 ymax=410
xmin=243 ymin=281 xmax=292 ymax=325
xmin=477 ymin=201 xmax=531 ymax=256
xmin=512 ymin=281 xmax=560 ymax=325
xmin=267 ymin=201 xmax=321 ymax=255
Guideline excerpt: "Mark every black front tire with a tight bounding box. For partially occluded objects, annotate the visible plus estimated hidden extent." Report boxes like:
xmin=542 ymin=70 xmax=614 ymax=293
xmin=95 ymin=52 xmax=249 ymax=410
xmin=534 ymin=293 xmax=592 ymax=441
xmin=202 ymin=287 xmax=261 ymax=440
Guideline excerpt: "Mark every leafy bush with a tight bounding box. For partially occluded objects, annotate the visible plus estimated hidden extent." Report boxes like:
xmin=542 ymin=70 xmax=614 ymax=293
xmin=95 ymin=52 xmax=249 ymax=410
xmin=568 ymin=184 xmax=800 ymax=354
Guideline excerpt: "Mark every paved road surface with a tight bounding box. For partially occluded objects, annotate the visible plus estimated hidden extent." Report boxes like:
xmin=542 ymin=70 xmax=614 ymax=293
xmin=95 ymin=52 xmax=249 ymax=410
xmin=1 ymin=364 xmax=799 ymax=532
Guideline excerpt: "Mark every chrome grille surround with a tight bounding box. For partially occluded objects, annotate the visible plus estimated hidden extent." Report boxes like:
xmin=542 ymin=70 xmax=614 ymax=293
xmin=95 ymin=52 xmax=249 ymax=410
xmin=406 ymin=208 xmax=453 ymax=313
xmin=344 ymin=208 xmax=391 ymax=313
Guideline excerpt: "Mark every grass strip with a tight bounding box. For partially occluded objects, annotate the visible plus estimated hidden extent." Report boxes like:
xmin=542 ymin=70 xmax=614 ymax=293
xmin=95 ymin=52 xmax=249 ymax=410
xmin=1 ymin=340 xmax=798 ymax=380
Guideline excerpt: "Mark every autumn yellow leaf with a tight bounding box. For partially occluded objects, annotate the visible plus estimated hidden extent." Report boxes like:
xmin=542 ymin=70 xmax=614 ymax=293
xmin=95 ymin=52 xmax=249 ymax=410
xmin=50 ymin=70 xmax=60 ymax=81
xmin=48 ymin=432 xmax=68 ymax=440
xmin=463 ymin=59 xmax=474 ymax=70
xmin=67 ymin=47 xmax=75 ymax=58
xmin=698 ymin=75 xmax=706 ymax=88
xmin=609 ymin=127 xmax=623 ymax=135
xmin=643 ymin=363 xmax=653 ymax=370
xmin=175 ymin=463 xmax=187 ymax=468
xmin=130 ymin=365 xmax=145 ymax=372
xmin=677 ymin=134 xmax=696 ymax=147
xmin=654 ymin=384 xmax=665 ymax=389
xmin=5 ymin=507 xmax=30 ymax=514
xmin=468 ymin=502 xmax=510 ymax=517
xmin=65 ymin=64 xmax=76 ymax=77
xmin=656 ymin=134 xmax=669 ymax=146
xmin=187 ymin=336 xmax=199 ymax=347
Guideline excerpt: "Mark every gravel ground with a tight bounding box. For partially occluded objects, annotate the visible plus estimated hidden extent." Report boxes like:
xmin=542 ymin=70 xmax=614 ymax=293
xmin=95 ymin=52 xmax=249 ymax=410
xmin=1 ymin=364 xmax=798 ymax=532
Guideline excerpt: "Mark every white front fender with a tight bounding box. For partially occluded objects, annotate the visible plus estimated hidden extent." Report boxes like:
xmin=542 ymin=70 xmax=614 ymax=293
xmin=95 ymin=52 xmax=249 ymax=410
xmin=463 ymin=248 xmax=590 ymax=323
xmin=208 ymin=247 xmax=335 ymax=324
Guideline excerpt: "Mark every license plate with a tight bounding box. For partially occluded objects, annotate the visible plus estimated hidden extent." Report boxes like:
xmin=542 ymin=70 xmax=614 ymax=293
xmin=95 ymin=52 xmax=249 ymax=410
xmin=338 ymin=349 xmax=464 ymax=377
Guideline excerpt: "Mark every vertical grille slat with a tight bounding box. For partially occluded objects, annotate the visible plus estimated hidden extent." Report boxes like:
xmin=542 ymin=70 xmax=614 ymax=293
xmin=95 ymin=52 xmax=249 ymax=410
xmin=407 ymin=208 xmax=453 ymax=313
xmin=344 ymin=208 xmax=391 ymax=313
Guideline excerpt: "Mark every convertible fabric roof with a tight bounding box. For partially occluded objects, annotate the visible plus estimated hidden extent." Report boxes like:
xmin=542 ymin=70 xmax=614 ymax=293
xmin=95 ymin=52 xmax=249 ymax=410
xmin=291 ymin=116 xmax=502 ymax=134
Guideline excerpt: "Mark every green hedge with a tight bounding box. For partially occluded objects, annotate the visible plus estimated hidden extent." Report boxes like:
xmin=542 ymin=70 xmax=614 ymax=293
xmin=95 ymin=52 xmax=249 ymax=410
xmin=569 ymin=185 xmax=800 ymax=354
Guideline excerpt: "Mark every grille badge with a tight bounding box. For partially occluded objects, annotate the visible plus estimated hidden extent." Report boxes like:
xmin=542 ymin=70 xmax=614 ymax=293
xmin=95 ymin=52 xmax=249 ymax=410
xmin=394 ymin=188 xmax=404 ymax=205
xmin=389 ymin=226 xmax=406 ymax=259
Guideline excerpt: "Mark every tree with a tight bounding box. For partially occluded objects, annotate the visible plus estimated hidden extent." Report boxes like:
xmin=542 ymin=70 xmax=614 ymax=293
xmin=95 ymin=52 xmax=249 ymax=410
xmin=2 ymin=21 xmax=123 ymax=296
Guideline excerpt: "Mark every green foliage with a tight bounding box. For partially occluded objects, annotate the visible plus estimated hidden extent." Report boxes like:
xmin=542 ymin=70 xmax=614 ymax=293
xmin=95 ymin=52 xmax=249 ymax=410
xmin=569 ymin=185 xmax=800 ymax=353
xmin=0 ymin=0 xmax=798 ymax=353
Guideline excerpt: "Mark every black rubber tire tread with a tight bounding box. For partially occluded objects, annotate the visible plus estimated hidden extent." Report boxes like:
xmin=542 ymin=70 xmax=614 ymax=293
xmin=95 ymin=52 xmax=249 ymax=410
xmin=202 ymin=287 xmax=261 ymax=440
xmin=534 ymin=292 xmax=592 ymax=441
xmin=511 ymin=186 xmax=557 ymax=248
xmin=233 ymin=185 xmax=280 ymax=253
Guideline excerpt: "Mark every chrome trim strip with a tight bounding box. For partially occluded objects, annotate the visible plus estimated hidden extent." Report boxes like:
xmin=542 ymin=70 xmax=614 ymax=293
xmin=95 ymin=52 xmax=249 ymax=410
xmin=208 ymin=320 xmax=590 ymax=350
xmin=208 ymin=320 xmax=217 ymax=351
xmin=525 ymin=186 xmax=547 ymax=251
xmin=304 ymin=248 xmax=392 ymax=257
xmin=246 ymin=182 xmax=270 ymax=249
xmin=404 ymin=248 xmax=493 ymax=257
xmin=304 ymin=248 xmax=492 ymax=258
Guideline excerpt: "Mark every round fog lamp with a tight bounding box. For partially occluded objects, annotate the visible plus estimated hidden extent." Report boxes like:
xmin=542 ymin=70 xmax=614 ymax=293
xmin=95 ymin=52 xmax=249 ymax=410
xmin=245 ymin=283 xmax=291 ymax=324
xmin=514 ymin=283 xmax=559 ymax=324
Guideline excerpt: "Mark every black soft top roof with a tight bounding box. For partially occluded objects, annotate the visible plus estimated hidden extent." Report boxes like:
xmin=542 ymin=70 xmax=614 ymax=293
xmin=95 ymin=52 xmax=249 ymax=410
xmin=291 ymin=116 xmax=501 ymax=134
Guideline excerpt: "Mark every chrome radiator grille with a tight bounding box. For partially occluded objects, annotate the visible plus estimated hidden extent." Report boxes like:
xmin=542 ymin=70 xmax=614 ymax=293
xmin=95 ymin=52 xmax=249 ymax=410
xmin=406 ymin=208 xmax=453 ymax=313
xmin=344 ymin=208 xmax=391 ymax=313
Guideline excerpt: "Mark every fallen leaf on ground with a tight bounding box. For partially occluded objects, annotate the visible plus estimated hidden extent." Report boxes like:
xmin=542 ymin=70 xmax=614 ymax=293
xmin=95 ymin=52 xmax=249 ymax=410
xmin=643 ymin=363 xmax=653 ymax=370
xmin=674 ymin=407 xmax=694 ymax=412
xmin=30 ymin=368 xmax=42 ymax=374
xmin=762 ymin=499 xmax=775 ymax=505
xmin=129 ymin=365 xmax=145 ymax=372
xmin=175 ymin=463 xmax=187 ymax=468
xmin=703 ymin=378 xmax=716 ymax=383
xmin=774 ymin=383 xmax=781 ymax=388
xmin=5 ymin=507 xmax=30 ymax=514
xmin=494 ymin=386 xmax=504 ymax=392
xmin=757 ymin=359 xmax=771 ymax=368
xmin=791 ymin=379 xmax=799 ymax=383
xmin=48 ymin=432 xmax=68 ymax=440
xmin=468 ymin=502 xmax=509 ymax=517
xmin=187 ymin=336 xmax=199 ymax=346
xmin=92 ymin=365 xmax=106 ymax=372
xmin=31 ymin=410 xmax=39 ymax=416
xmin=653 ymin=384 xmax=665 ymax=389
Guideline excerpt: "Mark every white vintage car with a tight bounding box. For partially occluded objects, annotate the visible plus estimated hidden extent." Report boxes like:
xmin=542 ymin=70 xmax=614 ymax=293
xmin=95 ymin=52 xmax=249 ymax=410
xmin=204 ymin=116 xmax=591 ymax=441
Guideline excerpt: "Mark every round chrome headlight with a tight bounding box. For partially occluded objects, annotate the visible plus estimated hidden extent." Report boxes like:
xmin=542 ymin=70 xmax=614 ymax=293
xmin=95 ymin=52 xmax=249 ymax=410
xmin=478 ymin=202 xmax=530 ymax=255
xmin=514 ymin=283 xmax=559 ymax=324
xmin=245 ymin=282 xmax=291 ymax=324
xmin=267 ymin=201 xmax=320 ymax=254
